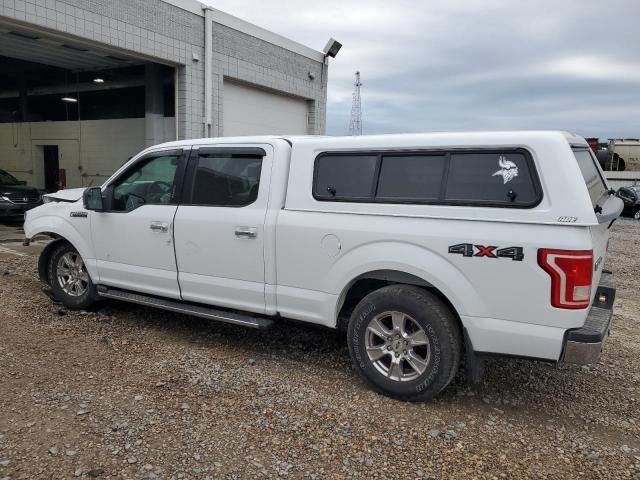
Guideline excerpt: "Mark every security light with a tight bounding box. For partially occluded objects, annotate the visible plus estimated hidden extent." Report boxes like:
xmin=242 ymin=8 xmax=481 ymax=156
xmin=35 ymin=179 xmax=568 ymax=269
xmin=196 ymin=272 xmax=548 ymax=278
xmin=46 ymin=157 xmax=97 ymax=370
xmin=323 ymin=38 xmax=342 ymax=58
xmin=61 ymin=97 xmax=78 ymax=103
xmin=93 ymin=78 xmax=105 ymax=83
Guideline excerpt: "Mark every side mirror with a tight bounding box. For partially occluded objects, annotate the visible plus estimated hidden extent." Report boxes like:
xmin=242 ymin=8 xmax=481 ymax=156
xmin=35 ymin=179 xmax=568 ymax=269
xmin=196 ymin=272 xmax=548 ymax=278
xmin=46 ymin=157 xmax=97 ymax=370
xmin=19 ymin=180 xmax=27 ymax=186
xmin=83 ymin=187 xmax=105 ymax=211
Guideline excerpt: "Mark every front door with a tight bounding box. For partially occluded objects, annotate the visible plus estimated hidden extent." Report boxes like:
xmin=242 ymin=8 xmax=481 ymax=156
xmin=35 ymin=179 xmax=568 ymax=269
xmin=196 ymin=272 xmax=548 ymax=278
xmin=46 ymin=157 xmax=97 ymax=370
xmin=173 ymin=146 xmax=271 ymax=314
xmin=90 ymin=149 xmax=187 ymax=299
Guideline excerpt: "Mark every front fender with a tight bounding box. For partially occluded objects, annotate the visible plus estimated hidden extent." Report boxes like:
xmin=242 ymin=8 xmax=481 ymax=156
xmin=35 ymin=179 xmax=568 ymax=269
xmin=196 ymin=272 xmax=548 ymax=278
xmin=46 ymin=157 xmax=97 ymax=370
xmin=25 ymin=213 xmax=97 ymax=280
xmin=327 ymin=240 xmax=487 ymax=319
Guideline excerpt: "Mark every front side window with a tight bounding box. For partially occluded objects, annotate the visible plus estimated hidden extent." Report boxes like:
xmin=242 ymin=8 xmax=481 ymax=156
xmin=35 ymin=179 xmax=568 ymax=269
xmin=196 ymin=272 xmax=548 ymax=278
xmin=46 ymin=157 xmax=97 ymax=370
xmin=188 ymin=153 xmax=262 ymax=207
xmin=111 ymin=154 xmax=180 ymax=211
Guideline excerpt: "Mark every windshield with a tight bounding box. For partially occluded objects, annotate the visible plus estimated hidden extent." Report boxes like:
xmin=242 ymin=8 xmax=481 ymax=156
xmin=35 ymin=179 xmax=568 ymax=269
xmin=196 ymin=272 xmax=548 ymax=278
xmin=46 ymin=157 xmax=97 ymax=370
xmin=0 ymin=170 xmax=20 ymax=186
xmin=573 ymin=148 xmax=608 ymax=207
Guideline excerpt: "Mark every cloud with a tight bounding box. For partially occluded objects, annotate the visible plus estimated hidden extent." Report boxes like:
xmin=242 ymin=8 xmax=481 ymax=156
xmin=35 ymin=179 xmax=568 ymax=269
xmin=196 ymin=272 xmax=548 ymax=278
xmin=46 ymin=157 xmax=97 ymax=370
xmin=206 ymin=0 xmax=640 ymax=139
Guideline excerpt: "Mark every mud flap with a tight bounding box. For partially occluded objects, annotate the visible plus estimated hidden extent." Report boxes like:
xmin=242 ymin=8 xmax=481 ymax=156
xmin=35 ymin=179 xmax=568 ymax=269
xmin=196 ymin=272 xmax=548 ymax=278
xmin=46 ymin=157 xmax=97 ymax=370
xmin=463 ymin=328 xmax=485 ymax=384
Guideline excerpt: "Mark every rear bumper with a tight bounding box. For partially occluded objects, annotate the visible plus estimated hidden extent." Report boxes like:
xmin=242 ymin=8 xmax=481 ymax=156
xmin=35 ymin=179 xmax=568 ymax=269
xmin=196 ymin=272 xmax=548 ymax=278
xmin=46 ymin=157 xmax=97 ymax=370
xmin=561 ymin=271 xmax=615 ymax=365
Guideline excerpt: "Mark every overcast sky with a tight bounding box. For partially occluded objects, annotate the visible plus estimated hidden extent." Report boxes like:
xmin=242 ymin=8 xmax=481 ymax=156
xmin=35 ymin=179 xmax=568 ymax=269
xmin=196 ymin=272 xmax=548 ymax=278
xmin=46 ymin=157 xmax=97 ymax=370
xmin=208 ymin=0 xmax=640 ymax=139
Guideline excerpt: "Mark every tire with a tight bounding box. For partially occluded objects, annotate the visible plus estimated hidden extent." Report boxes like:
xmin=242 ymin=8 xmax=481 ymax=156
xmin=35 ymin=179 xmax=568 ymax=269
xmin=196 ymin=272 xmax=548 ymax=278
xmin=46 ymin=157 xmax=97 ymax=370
xmin=47 ymin=242 xmax=98 ymax=310
xmin=347 ymin=285 xmax=461 ymax=401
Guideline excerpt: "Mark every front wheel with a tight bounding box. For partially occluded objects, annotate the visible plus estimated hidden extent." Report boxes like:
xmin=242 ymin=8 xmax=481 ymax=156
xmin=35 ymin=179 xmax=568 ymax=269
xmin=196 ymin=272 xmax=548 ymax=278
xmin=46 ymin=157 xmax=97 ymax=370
xmin=48 ymin=243 xmax=98 ymax=310
xmin=347 ymin=285 xmax=461 ymax=401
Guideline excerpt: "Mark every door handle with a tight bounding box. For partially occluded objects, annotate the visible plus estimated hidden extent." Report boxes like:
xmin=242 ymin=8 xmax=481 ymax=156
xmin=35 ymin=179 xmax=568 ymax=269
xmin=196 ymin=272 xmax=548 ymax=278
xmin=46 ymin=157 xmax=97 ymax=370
xmin=234 ymin=226 xmax=257 ymax=239
xmin=150 ymin=221 xmax=169 ymax=233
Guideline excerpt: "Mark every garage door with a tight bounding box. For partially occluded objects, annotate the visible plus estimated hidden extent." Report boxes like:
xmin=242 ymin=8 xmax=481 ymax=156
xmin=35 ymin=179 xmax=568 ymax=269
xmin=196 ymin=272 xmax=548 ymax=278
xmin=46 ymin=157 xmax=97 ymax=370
xmin=223 ymin=80 xmax=308 ymax=136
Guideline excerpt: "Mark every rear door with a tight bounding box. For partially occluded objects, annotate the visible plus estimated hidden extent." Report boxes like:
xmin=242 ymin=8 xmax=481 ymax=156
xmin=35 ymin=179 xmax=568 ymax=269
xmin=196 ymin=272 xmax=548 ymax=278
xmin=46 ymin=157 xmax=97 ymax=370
xmin=173 ymin=146 xmax=272 ymax=314
xmin=573 ymin=147 xmax=621 ymax=293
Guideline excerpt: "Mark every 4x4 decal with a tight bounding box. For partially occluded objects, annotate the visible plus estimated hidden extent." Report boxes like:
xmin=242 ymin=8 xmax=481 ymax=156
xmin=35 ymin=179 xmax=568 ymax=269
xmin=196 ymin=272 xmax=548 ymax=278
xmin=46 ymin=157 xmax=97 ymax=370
xmin=448 ymin=243 xmax=524 ymax=261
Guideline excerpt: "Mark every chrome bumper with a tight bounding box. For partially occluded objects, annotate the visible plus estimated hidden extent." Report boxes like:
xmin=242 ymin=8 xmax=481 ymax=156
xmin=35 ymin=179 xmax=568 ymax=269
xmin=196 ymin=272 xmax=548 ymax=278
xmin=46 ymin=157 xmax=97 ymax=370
xmin=561 ymin=271 xmax=615 ymax=365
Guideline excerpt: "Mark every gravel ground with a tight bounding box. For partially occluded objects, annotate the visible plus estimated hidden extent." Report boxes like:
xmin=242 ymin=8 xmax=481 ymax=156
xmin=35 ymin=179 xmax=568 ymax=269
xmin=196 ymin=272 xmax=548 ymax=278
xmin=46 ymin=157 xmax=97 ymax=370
xmin=0 ymin=219 xmax=639 ymax=479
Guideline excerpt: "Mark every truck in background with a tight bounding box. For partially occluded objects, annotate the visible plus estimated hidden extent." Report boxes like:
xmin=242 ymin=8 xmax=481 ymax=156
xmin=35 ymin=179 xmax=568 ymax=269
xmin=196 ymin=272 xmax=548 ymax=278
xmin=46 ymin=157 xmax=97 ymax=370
xmin=585 ymin=137 xmax=640 ymax=189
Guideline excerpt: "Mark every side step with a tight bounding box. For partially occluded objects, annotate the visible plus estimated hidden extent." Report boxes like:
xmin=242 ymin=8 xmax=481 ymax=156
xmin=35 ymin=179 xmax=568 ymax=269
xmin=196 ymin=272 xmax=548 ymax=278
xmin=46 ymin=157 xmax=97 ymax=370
xmin=96 ymin=285 xmax=274 ymax=330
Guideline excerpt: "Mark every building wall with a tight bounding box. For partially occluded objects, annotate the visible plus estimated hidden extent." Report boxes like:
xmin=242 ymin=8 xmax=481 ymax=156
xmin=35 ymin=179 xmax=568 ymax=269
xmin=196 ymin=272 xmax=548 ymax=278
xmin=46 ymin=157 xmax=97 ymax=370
xmin=210 ymin=21 xmax=327 ymax=136
xmin=0 ymin=118 xmax=174 ymax=188
xmin=0 ymin=0 xmax=327 ymax=187
xmin=0 ymin=0 xmax=327 ymax=140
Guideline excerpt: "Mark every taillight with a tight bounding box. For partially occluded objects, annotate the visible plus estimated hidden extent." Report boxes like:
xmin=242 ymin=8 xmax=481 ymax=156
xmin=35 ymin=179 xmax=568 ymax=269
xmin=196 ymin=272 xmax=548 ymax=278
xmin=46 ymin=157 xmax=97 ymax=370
xmin=538 ymin=249 xmax=593 ymax=309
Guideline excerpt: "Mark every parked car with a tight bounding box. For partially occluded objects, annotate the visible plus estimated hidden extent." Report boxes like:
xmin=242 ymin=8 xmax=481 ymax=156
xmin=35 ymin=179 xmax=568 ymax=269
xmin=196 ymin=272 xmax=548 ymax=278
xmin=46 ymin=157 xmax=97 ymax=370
xmin=616 ymin=186 xmax=640 ymax=219
xmin=23 ymin=131 xmax=622 ymax=401
xmin=0 ymin=169 xmax=43 ymax=220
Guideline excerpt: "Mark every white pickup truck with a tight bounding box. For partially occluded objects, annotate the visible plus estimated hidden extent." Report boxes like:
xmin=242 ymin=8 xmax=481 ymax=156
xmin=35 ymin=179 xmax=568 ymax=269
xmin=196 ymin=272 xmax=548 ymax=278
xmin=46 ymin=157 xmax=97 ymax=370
xmin=23 ymin=131 xmax=623 ymax=400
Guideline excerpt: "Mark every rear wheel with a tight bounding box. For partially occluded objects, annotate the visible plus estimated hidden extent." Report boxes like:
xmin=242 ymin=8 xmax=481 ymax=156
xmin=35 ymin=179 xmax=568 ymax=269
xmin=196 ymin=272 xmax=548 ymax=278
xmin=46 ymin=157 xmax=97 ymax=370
xmin=48 ymin=243 xmax=98 ymax=310
xmin=347 ymin=285 xmax=461 ymax=401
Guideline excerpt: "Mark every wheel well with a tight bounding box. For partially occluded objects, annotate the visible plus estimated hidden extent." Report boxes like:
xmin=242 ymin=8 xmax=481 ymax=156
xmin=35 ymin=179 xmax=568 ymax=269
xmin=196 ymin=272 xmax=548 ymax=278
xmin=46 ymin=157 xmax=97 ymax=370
xmin=37 ymin=237 xmax=71 ymax=286
xmin=336 ymin=270 xmax=460 ymax=332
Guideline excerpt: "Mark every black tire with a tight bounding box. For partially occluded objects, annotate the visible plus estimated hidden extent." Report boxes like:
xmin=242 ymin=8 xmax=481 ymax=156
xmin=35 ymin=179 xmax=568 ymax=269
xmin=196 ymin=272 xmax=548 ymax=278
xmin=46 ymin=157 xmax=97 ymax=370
xmin=47 ymin=242 xmax=98 ymax=310
xmin=347 ymin=285 xmax=461 ymax=401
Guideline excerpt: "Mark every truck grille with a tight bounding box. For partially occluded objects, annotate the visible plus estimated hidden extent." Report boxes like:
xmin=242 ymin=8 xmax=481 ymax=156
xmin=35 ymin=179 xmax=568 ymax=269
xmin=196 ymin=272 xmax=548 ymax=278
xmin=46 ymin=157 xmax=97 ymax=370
xmin=5 ymin=192 xmax=40 ymax=204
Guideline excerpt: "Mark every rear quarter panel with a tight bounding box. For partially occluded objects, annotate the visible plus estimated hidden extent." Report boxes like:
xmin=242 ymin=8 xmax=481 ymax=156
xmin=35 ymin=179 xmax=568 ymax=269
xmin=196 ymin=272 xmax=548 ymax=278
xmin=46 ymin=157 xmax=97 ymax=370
xmin=276 ymin=210 xmax=593 ymax=330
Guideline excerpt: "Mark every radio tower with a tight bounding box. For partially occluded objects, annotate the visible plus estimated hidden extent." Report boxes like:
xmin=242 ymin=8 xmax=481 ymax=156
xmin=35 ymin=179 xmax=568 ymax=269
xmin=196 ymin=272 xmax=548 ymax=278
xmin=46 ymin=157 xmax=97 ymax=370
xmin=348 ymin=71 xmax=363 ymax=136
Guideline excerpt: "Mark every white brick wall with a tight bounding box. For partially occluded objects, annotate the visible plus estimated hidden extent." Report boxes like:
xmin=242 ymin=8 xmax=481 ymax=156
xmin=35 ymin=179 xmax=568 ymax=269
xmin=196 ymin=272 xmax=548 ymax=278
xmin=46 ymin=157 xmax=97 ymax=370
xmin=0 ymin=0 xmax=327 ymax=139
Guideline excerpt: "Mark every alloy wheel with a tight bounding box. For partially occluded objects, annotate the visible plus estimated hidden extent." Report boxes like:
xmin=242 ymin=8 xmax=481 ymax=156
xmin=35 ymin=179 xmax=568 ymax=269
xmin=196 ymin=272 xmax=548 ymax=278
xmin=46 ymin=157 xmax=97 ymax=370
xmin=56 ymin=252 xmax=89 ymax=297
xmin=364 ymin=310 xmax=431 ymax=382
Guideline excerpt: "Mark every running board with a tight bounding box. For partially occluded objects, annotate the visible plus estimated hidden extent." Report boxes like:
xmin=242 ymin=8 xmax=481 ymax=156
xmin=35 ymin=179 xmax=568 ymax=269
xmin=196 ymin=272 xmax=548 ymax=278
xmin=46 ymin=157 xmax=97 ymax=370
xmin=96 ymin=285 xmax=274 ymax=329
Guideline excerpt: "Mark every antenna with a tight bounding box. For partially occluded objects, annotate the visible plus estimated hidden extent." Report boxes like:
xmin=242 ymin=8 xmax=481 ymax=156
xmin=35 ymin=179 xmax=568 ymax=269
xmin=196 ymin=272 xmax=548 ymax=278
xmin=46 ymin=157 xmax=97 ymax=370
xmin=348 ymin=71 xmax=363 ymax=136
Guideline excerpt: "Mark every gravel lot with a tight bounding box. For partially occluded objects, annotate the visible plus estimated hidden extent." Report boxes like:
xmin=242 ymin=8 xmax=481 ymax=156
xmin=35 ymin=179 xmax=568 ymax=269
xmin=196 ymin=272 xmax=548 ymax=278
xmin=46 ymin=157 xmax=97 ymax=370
xmin=0 ymin=219 xmax=639 ymax=479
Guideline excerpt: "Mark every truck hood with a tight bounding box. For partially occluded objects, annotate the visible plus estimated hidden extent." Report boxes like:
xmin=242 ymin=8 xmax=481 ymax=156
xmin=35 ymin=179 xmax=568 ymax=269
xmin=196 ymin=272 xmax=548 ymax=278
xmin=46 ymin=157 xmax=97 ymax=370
xmin=43 ymin=187 xmax=85 ymax=203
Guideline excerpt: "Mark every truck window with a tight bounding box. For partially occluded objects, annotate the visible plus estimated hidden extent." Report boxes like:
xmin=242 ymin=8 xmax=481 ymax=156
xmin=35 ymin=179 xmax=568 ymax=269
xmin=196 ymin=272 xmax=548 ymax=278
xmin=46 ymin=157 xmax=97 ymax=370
xmin=111 ymin=154 xmax=180 ymax=211
xmin=376 ymin=155 xmax=445 ymax=201
xmin=314 ymin=154 xmax=377 ymax=200
xmin=444 ymin=152 xmax=539 ymax=206
xmin=313 ymin=149 xmax=541 ymax=207
xmin=573 ymin=148 xmax=608 ymax=207
xmin=188 ymin=153 xmax=262 ymax=207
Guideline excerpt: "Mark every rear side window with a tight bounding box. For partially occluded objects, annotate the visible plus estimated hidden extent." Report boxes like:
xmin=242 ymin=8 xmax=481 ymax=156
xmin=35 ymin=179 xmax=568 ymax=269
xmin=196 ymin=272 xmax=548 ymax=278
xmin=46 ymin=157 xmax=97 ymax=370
xmin=188 ymin=153 xmax=262 ymax=207
xmin=573 ymin=148 xmax=608 ymax=207
xmin=313 ymin=149 xmax=541 ymax=207
xmin=314 ymin=154 xmax=377 ymax=200
xmin=445 ymin=152 xmax=539 ymax=205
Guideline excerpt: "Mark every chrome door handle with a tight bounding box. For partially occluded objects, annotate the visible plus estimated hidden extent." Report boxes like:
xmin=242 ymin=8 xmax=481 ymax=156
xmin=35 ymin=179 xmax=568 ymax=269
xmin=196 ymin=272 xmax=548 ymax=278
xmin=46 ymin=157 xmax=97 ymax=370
xmin=234 ymin=226 xmax=257 ymax=239
xmin=150 ymin=221 xmax=169 ymax=233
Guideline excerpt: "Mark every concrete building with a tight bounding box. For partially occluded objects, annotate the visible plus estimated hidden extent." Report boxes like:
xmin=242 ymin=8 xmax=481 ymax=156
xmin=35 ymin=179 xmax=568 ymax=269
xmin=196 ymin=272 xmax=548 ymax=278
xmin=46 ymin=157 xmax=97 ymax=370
xmin=0 ymin=0 xmax=329 ymax=189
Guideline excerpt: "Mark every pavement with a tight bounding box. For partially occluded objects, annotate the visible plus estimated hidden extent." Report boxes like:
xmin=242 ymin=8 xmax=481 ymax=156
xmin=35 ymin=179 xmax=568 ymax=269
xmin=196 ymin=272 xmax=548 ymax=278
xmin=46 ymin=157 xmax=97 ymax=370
xmin=0 ymin=221 xmax=48 ymax=257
